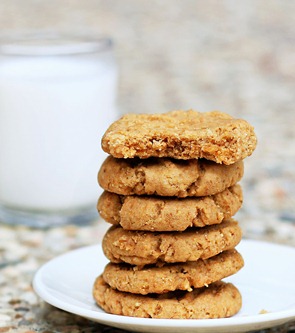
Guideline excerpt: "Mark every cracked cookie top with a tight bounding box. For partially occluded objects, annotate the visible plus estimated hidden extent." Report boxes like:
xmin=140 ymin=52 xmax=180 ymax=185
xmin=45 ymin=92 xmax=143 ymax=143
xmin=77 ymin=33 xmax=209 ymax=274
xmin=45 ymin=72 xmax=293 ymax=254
xmin=102 ymin=219 xmax=242 ymax=266
xmin=98 ymin=156 xmax=244 ymax=197
xmin=93 ymin=277 xmax=242 ymax=319
xmin=97 ymin=184 xmax=243 ymax=231
xmin=101 ymin=110 xmax=257 ymax=165
xmin=102 ymin=249 xmax=244 ymax=294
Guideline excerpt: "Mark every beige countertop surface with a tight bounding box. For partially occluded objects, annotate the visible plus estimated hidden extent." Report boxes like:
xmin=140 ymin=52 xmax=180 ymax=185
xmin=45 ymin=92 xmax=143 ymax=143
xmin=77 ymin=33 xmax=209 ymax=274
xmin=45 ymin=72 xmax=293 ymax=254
xmin=0 ymin=1 xmax=294 ymax=332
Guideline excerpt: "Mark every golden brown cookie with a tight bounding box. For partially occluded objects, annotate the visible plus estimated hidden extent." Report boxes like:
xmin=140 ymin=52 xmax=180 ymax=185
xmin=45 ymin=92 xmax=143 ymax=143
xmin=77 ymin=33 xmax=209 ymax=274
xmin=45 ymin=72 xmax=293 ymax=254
xmin=103 ymin=249 xmax=244 ymax=295
xmin=93 ymin=277 xmax=242 ymax=319
xmin=98 ymin=156 xmax=244 ymax=197
xmin=102 ymin=219 xmax=242 ymax=266
xmin=101 ymin=110 xmax=257 ymax=165
xmin=97 ymin=185 xmax=243 ymax=231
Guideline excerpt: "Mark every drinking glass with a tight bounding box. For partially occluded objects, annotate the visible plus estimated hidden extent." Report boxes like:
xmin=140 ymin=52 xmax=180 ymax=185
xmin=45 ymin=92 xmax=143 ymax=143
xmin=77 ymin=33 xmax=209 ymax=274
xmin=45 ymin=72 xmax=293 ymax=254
xmin=0 ymin=33 xmax=118 ymax=227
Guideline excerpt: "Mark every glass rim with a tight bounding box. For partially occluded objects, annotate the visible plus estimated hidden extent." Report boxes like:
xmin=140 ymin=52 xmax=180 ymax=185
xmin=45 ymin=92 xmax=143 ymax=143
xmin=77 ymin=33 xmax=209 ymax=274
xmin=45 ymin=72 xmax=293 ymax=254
xmin=0 ymin=32 xmax=113 ymax=57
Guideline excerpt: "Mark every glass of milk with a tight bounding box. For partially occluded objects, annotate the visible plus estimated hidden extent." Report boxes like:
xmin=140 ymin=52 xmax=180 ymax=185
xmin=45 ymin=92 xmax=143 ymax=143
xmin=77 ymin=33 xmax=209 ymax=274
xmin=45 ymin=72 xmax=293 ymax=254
xmin=0 ymin=33 xmax=118 ymax=227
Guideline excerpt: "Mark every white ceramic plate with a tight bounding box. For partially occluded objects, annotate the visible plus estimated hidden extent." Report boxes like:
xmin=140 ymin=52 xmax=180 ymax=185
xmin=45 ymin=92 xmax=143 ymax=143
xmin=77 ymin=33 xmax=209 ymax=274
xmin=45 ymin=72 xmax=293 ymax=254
xmin=33 ymin=239 xmax=295 ymax=333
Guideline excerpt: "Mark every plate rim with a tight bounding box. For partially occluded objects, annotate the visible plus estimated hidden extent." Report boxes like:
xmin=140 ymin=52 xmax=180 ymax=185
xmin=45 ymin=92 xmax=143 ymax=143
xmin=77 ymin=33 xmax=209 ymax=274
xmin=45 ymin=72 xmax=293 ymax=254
xmin=32 ymin=239 xmax=295 ymax=331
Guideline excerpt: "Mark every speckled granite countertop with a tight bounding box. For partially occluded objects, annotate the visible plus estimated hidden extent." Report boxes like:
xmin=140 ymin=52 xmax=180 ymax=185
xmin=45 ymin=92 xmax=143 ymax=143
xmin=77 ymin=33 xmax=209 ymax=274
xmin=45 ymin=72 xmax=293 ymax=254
xmin=0 ymin=0 xmax=295 ymax=332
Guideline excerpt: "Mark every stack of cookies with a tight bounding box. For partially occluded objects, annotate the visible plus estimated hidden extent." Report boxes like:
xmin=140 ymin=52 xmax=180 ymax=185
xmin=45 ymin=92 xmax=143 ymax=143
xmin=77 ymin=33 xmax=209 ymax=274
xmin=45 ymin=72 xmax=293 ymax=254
xmin=93 ymin=110 xmax=257 ymax=319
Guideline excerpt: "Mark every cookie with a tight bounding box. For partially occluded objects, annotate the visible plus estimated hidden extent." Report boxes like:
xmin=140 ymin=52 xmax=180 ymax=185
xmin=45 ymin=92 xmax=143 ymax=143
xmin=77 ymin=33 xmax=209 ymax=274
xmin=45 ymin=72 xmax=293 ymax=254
xmin=98 ymin=156 xmax=244 ymax=197
xmin=101 ymin=110 xmax=257 ymax=165
xmin=102 ymin=219 xmax=242 ymax=265
xmin=97 ymin=185 xmax=243 ymax=231
xmin=93 ymin=277 xmax=242 ymax=319
xmin=103 ymin=249 xmax=244 ymax=295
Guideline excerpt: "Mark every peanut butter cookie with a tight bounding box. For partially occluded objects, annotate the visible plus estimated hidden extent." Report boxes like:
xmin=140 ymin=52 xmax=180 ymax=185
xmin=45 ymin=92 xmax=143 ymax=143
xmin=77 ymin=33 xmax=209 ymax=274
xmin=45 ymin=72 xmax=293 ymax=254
xmin=93 ymin=277 xmax=242 ymax=319
xmin=98 ymin=156 xmax=244 ymax=197
xmin=101 ymin=110 xmax=257 ymax=165
xmin=102 ymin=219 xmax=242 ymax=266
xmin=103 ymin=249 xmax=244 ymax=294
xmin=97 ymin=184 xmax=243 ymax=231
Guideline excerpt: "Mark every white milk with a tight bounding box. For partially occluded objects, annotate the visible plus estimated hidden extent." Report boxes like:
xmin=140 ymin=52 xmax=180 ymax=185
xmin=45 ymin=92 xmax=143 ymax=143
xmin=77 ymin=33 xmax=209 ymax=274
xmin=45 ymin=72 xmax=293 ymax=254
xmin=0 ymin=38 xmax=118 ymax=217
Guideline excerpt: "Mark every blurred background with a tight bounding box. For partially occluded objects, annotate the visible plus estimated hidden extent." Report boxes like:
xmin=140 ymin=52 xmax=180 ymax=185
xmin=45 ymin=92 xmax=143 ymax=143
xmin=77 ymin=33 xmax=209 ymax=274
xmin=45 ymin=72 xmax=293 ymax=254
xmin=1 ymin=0 xmax=293 ymax=239
xmin=0 ymin=1 xmax=294 ymax=331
